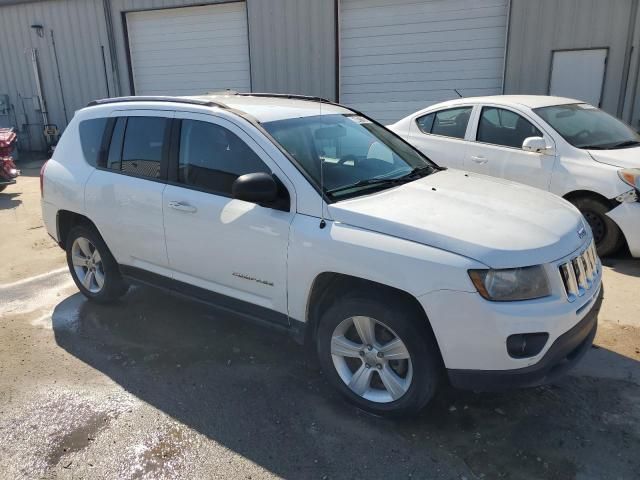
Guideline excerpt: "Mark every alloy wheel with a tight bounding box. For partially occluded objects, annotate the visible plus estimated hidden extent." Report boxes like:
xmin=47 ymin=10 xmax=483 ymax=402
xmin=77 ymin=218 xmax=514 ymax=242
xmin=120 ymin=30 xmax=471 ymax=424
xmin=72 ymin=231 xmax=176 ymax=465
xmin=330 ymin=316 xmax=413 ymax=403
xmin=71 ymin=237 xmax=105 ymax=293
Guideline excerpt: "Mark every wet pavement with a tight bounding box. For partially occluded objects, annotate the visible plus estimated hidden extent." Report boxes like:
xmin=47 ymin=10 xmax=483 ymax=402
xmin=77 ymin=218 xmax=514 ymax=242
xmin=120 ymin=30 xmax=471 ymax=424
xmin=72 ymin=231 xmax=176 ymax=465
xmin=0 ymin=268 xmax=639 ymax=479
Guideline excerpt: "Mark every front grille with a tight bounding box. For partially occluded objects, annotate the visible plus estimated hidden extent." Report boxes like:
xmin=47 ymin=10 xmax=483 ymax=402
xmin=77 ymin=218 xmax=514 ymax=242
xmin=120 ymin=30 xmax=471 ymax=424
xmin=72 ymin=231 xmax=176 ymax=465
xmin=559 ymin=241 xmax=600 ymax=302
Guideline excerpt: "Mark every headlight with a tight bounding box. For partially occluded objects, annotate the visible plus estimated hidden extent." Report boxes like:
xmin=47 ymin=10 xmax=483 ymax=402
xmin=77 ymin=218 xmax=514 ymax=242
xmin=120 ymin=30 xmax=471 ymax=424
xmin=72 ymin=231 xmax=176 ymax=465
xmin=618 ymin=168 xmax=640 ymax=190
xmin=468 ymin=266 xmax=551 ymax=301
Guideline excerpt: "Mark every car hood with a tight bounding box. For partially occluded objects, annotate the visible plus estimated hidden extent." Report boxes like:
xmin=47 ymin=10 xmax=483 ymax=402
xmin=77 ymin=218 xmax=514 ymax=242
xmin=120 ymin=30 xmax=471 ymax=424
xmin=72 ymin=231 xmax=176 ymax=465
xmin=328 ymin=169 xmax=586 ymax=268
xmin=588 ymin=147 xmax=640 ymax=169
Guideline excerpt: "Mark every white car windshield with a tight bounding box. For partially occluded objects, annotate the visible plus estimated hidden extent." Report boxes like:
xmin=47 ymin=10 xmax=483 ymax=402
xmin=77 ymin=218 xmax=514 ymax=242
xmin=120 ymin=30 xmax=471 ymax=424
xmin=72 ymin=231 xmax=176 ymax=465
xmin=534 ymin=103 xmax=640 ymax=150
xmin=263 ymin=113 xmax=437 ymax=200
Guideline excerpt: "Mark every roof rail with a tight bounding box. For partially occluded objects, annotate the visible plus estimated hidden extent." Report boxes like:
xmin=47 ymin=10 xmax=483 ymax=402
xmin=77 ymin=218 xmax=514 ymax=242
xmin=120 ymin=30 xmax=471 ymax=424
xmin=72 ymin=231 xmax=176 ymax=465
xmin=86 ymin=96 xmax=228 ymax=109
xmin=235 ymin=92 xmax=337 ymax=105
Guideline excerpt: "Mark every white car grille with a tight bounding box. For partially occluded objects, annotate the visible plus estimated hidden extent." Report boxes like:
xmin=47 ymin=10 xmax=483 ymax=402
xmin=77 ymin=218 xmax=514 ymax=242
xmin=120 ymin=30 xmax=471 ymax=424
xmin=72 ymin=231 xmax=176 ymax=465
xmin=558 ymin=240 xmax=600 ymax=302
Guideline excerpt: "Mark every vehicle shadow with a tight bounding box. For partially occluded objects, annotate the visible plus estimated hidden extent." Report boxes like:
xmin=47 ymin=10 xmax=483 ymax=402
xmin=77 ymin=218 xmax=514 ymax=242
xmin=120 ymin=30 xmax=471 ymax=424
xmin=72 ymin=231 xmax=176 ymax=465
xmin=52 ymin=287 xmax=640 ymax=479
xmin=602 ymin=254 xmax=640 ymax=277
xmin=0 ymin=191 xmax=22 ymax=210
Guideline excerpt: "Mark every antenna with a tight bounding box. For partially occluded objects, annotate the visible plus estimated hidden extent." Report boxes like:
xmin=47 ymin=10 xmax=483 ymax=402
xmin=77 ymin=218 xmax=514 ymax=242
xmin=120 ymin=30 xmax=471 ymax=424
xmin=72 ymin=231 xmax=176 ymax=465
xmin=454 ymin=89 xmax=463 ymax=98
xmin=319 ymin=99 xmax=326 ymax=229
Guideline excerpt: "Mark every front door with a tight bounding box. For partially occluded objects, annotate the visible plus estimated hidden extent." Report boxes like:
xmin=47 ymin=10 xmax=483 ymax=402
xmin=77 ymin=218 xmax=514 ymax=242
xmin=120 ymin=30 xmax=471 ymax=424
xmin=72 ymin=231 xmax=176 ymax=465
xmin=162 ymin=113 xmax=294 ymax=323
xmin=464 ymin=106 xmax=556 ymax=191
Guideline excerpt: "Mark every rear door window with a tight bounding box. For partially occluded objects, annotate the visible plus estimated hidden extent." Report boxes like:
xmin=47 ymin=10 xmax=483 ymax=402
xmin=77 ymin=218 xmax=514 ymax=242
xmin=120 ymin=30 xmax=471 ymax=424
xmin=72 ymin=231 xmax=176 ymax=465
xmin=120 ymin=117 xmax=169 ymax=178
xmin=106 ymin=118 xmax=126 ymax=170
xmin=416 ymin=107 xmax=472 ymax=139
xmin=103 ymin=116 xmax=169 ymax=178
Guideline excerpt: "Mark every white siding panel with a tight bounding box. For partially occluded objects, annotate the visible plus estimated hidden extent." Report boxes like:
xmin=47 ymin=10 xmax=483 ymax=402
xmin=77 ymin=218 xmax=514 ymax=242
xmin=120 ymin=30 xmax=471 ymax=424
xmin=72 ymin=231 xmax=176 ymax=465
xmin=340 ymin=0 xmax=508 ymax=124
xmin=126 ymin=2 xmax=250 ymax=95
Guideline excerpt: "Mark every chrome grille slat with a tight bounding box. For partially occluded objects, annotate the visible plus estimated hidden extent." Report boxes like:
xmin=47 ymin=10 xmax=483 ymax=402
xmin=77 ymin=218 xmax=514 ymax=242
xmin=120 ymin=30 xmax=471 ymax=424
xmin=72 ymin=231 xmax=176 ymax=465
xmin=573 ymin=257 xmax=586 ymax=292
xmin=559 ymin=240 xmax=600 ymax=302
xmin=561 ymin=263 xmax=579 ymax=300
xmin=584 ymin=248 xmax=594 ymax=277
xmin=582 ymin=255 xmax=593 ymax=288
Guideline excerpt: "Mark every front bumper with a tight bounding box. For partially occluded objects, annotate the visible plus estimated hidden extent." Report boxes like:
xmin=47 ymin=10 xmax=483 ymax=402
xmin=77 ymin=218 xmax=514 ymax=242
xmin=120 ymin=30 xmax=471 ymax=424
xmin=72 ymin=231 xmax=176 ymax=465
xmin=447 ymin=287 xmax=602 ymax=391
xmin=607 ymin=201 xmax=640 ymax=257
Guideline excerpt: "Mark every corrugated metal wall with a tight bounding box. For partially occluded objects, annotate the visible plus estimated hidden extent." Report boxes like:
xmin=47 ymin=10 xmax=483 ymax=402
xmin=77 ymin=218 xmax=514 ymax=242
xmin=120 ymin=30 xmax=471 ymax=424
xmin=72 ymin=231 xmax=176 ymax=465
xmin=0 ymin=0 xmax=114 ymax=151
xmin=0 ymin=0 xmax=336 ymax=151
xmin=247 ymin=0 xmax=336 ymax=100
xmin=108 ymin=0 xmax=336 ymax=100
xmin=504 ymin=0 xmax=638 ymax=119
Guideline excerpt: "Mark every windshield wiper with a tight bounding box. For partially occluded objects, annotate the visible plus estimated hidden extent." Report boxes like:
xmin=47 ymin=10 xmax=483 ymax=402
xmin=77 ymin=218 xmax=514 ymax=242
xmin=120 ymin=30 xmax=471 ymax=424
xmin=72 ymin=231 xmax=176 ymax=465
xmin=608 ymin=140 xmax=640 ymax=149
xmin=580 ymin=144 xmax=609 ymax=150
xmin=582 ymin=140 xmax=640 ymax=150
xmin=397 ymin=165 xmax=436 ymax=179
xmin=326 ymin=176 xmax=409 ymax=196
xmin=326 ymin=165 xmax=436 ymax=197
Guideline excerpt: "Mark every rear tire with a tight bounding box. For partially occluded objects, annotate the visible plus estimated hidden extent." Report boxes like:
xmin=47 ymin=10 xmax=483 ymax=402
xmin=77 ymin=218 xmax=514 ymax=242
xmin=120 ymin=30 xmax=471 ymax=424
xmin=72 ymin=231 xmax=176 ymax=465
xmin=316 ymin=292 xmax=441 ymax=417
xmin=571 ymin=196 xmax=623 ymax=257
xmin=65 ymin=225 xmax=129 ymax=303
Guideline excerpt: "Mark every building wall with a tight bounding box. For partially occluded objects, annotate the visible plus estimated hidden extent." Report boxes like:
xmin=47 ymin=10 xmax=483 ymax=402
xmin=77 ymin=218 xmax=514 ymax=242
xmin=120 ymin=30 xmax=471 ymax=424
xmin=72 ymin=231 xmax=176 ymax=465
xmin=3 ymin=0 xmax=639 ymax=152
xmin=0 ymin=0 xmax=115 ymax=151
xmin=0 ymin=0 xmax=336 ymax=151
xmin=107 ymin=0 xmax=336 ymax=100
xmin=246 ymin=0 xmax=336 ymax=100
xmin=504 ymin=0 xmax=638 ymax=120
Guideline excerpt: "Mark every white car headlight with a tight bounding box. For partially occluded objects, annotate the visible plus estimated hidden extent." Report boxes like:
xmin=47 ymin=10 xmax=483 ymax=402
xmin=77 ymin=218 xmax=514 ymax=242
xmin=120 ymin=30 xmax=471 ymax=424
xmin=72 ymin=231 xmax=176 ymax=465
xmin=618 ymin=168 xmax=640 ymax=190
xmin=468 ymin=266 xmax=551 ymax=302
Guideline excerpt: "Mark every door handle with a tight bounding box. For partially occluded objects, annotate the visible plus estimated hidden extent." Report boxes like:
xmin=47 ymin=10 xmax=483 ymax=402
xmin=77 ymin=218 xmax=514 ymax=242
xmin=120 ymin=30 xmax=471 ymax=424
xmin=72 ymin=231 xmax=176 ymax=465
xmin=168 ymin=201 xmax=197 ymax=213
xmin=470 ymin=155 xmax=488 ymax=164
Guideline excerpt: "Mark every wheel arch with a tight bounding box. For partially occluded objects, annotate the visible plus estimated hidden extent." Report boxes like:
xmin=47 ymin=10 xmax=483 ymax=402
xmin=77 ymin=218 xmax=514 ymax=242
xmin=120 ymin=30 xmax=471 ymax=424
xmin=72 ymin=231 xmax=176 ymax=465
xmin=304 ymin=272 xmax=443 ymax=357
xmin=563 ymin=189 xmax=618 ymax=208
xmin=56 ymin=210 xmax=102 ymax=248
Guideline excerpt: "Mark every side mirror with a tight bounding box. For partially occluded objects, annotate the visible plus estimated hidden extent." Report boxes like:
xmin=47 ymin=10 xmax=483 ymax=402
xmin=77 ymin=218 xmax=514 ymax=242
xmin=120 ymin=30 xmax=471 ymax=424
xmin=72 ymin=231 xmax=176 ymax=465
xmin=522 ymin=136 xmax=553 ymax=154
xmin=232 ymin=172 xmax=278 ymax=204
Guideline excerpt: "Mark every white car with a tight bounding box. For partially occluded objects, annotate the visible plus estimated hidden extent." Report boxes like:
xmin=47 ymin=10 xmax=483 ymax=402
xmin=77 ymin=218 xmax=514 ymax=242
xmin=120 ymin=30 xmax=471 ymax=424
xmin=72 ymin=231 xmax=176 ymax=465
xmin=41 ymin=93 xmax=601 ymax=416
xmin=389 ymin=96 xmax=640 ymax=258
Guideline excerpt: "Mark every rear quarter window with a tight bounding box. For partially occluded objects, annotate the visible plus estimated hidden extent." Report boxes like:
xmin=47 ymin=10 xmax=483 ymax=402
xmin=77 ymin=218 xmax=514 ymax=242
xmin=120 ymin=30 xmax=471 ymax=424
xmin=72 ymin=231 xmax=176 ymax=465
xmin=78 ymin=118 xmax=108 ymax=167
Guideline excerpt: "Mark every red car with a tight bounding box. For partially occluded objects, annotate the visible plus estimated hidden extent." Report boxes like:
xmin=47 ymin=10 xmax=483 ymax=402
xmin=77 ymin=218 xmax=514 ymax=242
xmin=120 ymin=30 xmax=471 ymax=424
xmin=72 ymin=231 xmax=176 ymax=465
xmin=0 ymin=128 xmax=19 ymax=192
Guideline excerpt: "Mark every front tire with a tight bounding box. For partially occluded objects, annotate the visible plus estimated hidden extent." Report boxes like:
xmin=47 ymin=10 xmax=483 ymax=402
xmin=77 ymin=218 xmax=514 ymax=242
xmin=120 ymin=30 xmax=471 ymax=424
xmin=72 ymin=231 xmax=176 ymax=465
xmin=65 ymin=225 xmax=128 ymax=303
xmin=316 ymin=293 xmax=441 ymax=417
xmin=571 ymin=196 xmax=623 ymax=257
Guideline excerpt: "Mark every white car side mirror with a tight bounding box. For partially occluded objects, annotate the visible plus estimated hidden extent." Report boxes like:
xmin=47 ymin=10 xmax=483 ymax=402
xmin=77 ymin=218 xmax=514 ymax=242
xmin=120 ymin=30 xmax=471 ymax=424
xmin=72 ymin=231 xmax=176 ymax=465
xmin=522 ymin=136 xmax=553 ymax=154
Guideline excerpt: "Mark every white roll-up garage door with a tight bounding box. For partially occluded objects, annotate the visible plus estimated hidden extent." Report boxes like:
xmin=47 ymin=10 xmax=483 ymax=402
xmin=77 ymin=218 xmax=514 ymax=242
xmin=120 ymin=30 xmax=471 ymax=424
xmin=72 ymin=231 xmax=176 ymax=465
xmin=339 ymin=0 xmax=508 ymax=124
xmin=126 ymin=3 xmax=251 ymax=95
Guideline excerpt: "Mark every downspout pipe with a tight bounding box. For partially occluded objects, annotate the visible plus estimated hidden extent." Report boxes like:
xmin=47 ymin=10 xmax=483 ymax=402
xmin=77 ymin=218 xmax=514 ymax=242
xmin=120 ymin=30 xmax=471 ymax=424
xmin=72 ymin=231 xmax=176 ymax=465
xmin=29 ymin=48 xmax=48 ymax=127
xmin=102 ymin=0 xmax=121 ymax=96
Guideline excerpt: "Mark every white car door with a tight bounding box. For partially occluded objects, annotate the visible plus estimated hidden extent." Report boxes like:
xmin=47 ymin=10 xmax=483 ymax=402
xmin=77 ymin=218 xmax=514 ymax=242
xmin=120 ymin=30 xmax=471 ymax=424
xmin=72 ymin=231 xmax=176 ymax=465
xmin=162 ymin=112 xmax=295 ymax=324
xmin=464 ymin=105 xmax=556 ymax=190
xmin=84 ymin=109 xmax=174 ymax=277
xmin=407 ymin=106 xmax=475 ymax=169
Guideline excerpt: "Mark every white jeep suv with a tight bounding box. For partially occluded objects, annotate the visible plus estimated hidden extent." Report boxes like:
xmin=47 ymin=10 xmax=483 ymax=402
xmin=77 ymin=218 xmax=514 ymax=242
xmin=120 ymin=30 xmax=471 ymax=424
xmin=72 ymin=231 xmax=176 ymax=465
xmin=41 ymin=93 xmax=602 ymax=416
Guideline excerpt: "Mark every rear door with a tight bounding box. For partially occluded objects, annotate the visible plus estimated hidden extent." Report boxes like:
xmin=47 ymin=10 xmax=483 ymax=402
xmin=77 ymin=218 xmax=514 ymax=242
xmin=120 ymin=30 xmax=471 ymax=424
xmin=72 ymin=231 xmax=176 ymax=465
xmin=84 ymin=109 xmax=173 ymax=276
xmin=464 ymin=105 xmax=556 ymax=190
xmin=407 ymin=106 xmax=474 ymax=168
xmin=162 ymin=112 xmax=294 ymax=322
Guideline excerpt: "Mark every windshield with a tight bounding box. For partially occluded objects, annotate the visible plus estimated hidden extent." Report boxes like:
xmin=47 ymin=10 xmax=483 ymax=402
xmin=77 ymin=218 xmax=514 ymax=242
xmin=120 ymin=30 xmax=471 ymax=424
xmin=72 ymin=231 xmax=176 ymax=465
xmin=534 ymin=103 xmax=640 ymax=150
xmin=263 ymin=114 xmax=436 ymax=200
